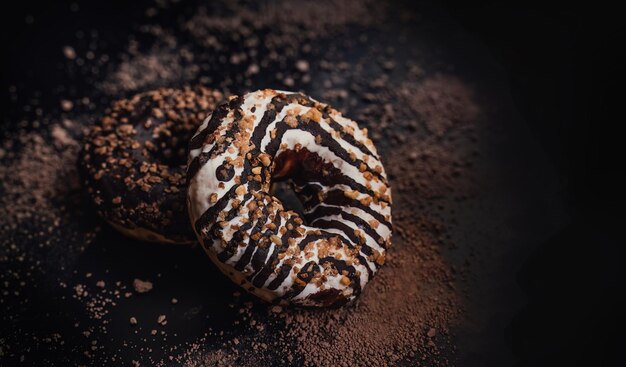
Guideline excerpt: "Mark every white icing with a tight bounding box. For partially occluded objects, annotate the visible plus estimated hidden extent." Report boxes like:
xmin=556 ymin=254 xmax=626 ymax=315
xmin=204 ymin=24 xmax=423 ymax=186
xmin=187 ymin=89 xmax=392 ymax=307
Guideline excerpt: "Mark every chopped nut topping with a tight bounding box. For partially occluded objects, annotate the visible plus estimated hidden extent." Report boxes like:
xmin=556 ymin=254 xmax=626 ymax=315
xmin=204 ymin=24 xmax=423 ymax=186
xmin=285 ymin=115 xmax=298 ymax=128
xmin=259 ymin=153 xmax=271 ymax=167
xmin=117 ymin=124 xmax=134 ymax=135
xmin=344 ymin=190 xmax=360 ymax=200
xmin=302 ymin=107 xmax=322 ymax=123
xmin=235 ymin=185 xmax=247 ymax=196
xmin=340 ymin=276 xmax=351 ymax=286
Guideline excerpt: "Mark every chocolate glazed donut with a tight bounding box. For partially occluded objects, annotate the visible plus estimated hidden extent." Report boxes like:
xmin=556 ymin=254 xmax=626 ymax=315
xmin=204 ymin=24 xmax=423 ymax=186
xmin=187 ymin=90 xmax=392 ymax=307
xmin=80 ymin=87 xmax=223 ymax=244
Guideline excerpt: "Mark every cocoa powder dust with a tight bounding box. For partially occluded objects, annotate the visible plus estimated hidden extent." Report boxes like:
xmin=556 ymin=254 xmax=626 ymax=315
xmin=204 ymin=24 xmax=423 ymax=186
xmin=2 ymin=1 xmax=485 ymax=366
xmin=161 ymin=71 xmax=480 ymax=367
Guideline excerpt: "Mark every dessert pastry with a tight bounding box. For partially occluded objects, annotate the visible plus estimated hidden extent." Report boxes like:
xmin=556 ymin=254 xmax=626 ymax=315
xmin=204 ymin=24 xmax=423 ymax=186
xmin=80 ymin=87 xmax=223 ymax=244
xmin=187 ymin=89 xmax=392 ymax=306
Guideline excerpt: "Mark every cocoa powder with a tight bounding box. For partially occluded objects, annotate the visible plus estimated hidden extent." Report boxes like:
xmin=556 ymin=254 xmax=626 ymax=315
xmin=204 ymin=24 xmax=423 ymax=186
xmin=148 ymin=69 xmax=480 ymax=367
xmin=1 ymin=1 xmax=484 ymax=366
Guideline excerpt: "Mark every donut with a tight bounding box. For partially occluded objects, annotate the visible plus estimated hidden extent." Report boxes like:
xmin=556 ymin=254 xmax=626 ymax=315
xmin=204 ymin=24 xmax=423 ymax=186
xmin=187 ymin=89 xmax=392 ymax=307
xmin=80 ymin=87 xmax=223 ymax=244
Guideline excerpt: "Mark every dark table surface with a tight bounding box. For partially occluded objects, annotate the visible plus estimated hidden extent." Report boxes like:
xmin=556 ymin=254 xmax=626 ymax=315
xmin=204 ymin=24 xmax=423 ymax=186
xmin=2 ymin=1 xmax=624 ymax=366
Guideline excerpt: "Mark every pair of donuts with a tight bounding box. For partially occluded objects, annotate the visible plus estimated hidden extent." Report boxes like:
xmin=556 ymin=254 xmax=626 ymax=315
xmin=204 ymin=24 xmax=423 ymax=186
xmin=81 ymin=88 xmax=392 ymax=307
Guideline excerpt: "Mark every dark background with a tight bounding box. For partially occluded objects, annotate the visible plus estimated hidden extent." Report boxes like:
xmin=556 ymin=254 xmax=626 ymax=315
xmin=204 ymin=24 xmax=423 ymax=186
xmin=2 ymin=1 xmax=625 ymax=366
xmin=440 ymin=2 xmax=625 ymax=366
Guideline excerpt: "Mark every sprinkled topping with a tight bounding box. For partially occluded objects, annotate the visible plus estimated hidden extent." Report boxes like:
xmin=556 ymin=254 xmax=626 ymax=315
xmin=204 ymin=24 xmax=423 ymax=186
xmin=187 ymin=89 xmax=392 ymax=307
xmin=80 ymin=87 xmax=223 ymax=244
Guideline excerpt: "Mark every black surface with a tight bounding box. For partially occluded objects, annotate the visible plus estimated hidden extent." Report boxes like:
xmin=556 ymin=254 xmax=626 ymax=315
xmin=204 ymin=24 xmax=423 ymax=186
xmin=444 ymin=3 xmax=625 ymax=366
xmin=2 ymin=1 xmax=625 ymax=366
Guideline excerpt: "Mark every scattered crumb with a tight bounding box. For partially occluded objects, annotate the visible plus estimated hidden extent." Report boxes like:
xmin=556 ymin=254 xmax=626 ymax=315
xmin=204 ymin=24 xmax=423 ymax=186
xmin=133 ymin=279 xmax=153 ymax=294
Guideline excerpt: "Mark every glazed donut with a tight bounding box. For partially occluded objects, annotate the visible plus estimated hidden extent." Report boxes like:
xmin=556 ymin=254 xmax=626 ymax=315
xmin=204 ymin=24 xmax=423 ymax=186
xmin=187 ymin=89 xmax=392 ymax=307
xmin=80 ymin=87 xmax=223 ymax=244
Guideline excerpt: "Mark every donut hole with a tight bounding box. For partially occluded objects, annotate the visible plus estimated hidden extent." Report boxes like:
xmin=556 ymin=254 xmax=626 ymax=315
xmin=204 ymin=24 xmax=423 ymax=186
xmin=137 ymin=120 xmax=201 ymax=168
xmin=273 ymin=148 xmax=344 ymax=186
xmin=152 ymin=133 xmax=191 ymax=167
xmin=270 ymin=181 xmax=305 ymax=216
xmin=272 ymin=148 xmax=344 ymax=223
xmin=129 ymin=93 xmax=209 ymax=168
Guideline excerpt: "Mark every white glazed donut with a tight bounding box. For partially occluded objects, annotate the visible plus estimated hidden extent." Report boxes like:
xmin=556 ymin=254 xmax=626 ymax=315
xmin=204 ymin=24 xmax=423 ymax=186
xmin=187 ymin=89 xmax=392 ymax=307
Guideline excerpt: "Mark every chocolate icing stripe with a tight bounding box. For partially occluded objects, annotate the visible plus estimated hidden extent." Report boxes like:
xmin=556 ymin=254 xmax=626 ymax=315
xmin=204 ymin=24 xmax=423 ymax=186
xmin=249 ymin=93 xmax=314 ymax=147
xmin=261 ymin=216 xmax=307 ymax=290
xmin=224 ymin=192 xmax=254 ymax=222
xmin=200 ymin=120 xmax=243 ymax=163
xmin=311 ymin=230 xmax=359 ymax=253
xmin=296 ymin=233 xmax=329 ymax=250
xmin=209 ymin=192 xmax=255 ymax=266
xmin=325 ymin=115 xmax=380 ymax=161
xmin=250 ymin=241 xmax=280 ymax=288
xmin=233 ymin=226 xmax=257 ymax=271
xmin=266 ymin=229 xmax=371 ymax=291
xmin=357 ymin=254 xmax=374 ymax=278
xmin=186 ymin=156 xmax=202 ymax=184
xmin=265 ymin=118 xmax=387 ymax=185
xmin=249 ymin=106 xmax=278 ymax=147
xmin=266 ymin=121 xmax=389 ymax=203
xmin=236 ymin=96 xmax=286 ymax=185
xmin=309 ymin=230 xmax=375 ymax=277
xmin=247 ymin=209 xmax=283 ymax=276
xmin=188 ymin=121 xmax=237 ymax=182
xmin=306 ymin=205 xmax=385 ymax=249
xmin=283 ymin=261 xmax=320 ymax=300
xmin=251 ymin=98 xmax=377 ymax=170
xmin=294 ymin=117 xmax=388 ymax=184
xmin=304 ymin=189 xmax=392 ymax=229
xmin=267 ymin=262 xmax=293 ymax=291
xmin=187 ymin=89 xmax=392 ymax=307
xmin=277 ymin=99 xmax=381 ymax=169
xmin=251 ymin=212 xmax=289 ymax=278
xmin=217 ymin=195 xmax=264 ymax=263
xmin=312 ymin=219 xmax=374 ymax=257
xmin=217 ymin=215 xmax=257 ymax=263
xmin=318 ymin=256 xmax=362 ymax=296
xmin=241 ymin=218 xmax=271 ymax=268
xmin=240 ymin=93 xmax=313 ymax=183
xmin=193 ymin=184 xmax=238 ymax=239
xmin=188 ymin=102 xmax=231 ymax=150
xmin=188 ymin=96 xmax=247 ymax=181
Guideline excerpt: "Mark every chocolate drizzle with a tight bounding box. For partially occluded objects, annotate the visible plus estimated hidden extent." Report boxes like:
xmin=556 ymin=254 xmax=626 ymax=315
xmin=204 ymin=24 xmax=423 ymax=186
xmin=187 ymin=89 xmax=392 ymax=307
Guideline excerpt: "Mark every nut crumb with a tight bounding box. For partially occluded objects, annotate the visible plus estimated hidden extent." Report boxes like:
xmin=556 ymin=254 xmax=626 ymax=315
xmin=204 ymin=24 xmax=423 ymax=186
xmin=133 ymin=279 xmax=153 ymax=293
